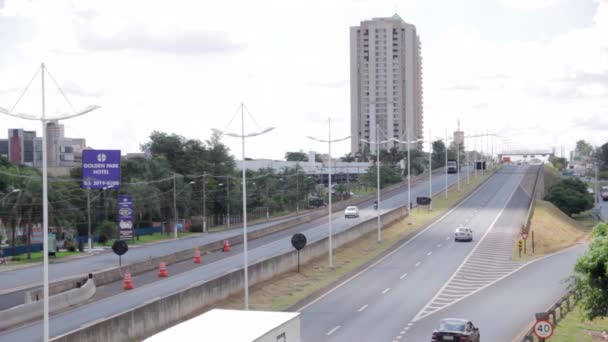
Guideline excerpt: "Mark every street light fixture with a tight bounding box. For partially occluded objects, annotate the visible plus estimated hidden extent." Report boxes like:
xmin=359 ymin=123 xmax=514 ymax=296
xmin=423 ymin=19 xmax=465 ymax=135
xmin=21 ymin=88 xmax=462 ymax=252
xmin=213 ymin=103 xmax=274 ymax=311
xmin=307 ymin=117 xmax=350 ymax=268
xmin=0 ymin=189 xmax=22 ymax=202
xmin=360 ymin=124 xmax=394 ymax=242
xmin=390 ymin=136 xmax=424 ymax=222
xmin=0 ymin=63 xmax=100 ymax=342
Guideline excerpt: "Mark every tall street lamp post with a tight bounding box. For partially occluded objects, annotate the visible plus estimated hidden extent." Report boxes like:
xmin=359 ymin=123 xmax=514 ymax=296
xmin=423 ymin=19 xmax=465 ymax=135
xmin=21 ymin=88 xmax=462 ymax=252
xmin=390 ymin=137 xmax=424 ymax=222
xmin=0 ymin=63 xmax=100 ymax=342
xmin=307 ymin=118 xmax=349 ymax=267
xmin=213 ymin=103 xmax=274 ymax=310
xmin=360 ymin=124 xmax=394 ymax=241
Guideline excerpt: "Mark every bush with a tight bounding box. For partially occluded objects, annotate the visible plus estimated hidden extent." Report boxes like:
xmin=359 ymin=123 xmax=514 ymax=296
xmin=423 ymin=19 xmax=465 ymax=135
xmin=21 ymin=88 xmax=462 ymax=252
xmin=545 ymin=178 xmax=594 ymax=216
xmin=96 ymin=221 xmax=117 ymax=242
xmin=599 ymin=171 xmax=608 ymax=180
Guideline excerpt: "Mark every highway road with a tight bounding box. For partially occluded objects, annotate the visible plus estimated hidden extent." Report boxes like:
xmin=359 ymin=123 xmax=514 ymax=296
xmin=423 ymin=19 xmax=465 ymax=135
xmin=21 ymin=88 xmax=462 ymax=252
xmin=0 ymin=168 xmax=471 ymax=341
xmin=404 ymin=243 xmax=587 ymax=342
xmin=0 ymin=168 xmax=466 ymax=296
xmin=298 ymin=165 xmax=535 ymax=342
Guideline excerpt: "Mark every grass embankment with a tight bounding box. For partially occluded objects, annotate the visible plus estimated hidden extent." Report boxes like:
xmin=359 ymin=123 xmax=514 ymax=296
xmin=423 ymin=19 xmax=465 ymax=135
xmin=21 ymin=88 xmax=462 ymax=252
xmin=513 ymin=200 xmax=592 ymax=261
xmin=552 ymin=305 xmax=608 ymax=341
xmin=215 ymin=171 xmax=494 ymax=311
xmin=1 ymin=250 xmax=81 ymax=266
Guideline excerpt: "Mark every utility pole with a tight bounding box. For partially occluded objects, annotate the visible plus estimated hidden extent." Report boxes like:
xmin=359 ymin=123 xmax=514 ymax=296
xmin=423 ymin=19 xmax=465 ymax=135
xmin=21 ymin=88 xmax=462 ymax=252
xmin=429 ymin=128 xmax=433 ymax=210
xmin=203 ymin=173 xmax=207 ymax=233
xmin=445 ymin=129 xmax=448 ymax=200
xmin=173 ymin=174 xmax=178 ymax=239
xmin=227 ymin=177 xmax=230 ymax=228
xmin=86 ymin=183 xmax=92 ymax=252
xmin=376 ymin=124 xmax=382 ymax=240
xmin=474 ymin=128 xmax=478 ymax=178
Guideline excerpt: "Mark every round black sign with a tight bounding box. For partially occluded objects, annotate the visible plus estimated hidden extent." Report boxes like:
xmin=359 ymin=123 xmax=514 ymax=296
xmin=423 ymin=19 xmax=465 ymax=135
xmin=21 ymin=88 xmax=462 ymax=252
xmin=112 ymin=240 xmax=128 ymax=256
xmin=291 ymin=233 xmax=307 ymax=251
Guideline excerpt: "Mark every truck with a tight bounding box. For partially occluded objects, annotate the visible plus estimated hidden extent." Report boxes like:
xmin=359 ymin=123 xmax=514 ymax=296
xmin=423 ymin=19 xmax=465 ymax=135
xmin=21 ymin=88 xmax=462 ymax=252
xmin=447 ymin=160 xmax=458 ymax=174
xmin=601 ymin=186 xmax=608 ymax=201
xmin=502 ymin=156 xmax=511 ymax=163
xmin=145 ymin=309 xmax=301 ymax=342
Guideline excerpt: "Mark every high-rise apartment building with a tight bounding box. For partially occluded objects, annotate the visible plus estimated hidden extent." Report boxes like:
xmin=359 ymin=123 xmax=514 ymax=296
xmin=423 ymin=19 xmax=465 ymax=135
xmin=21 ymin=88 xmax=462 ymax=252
xmin=350 ymin=14 xmax=423 ymax=153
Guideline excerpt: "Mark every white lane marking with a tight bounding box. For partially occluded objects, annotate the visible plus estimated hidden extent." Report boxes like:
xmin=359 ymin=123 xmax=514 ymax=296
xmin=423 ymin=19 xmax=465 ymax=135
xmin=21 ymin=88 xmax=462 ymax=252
xmin=404 ymin=327 xmax=410 ymax=330
xmin=382 ymin=288 xmax=391 ymax=295
xmin=357 ymin=304 xmax=368 ymax=312
xmin=326 ymin=325 xmax=341 ymax=336
xmin=400 ymin=330 xmax=406 ymax=334
xmin=408 ymin=323 xmax=413 ymax=326
xmin=437 ymin=243 xmax=442 ymax=248
xmin=446 ymin=236 xmax=450 ymax=240
xmin=296 ymin=172 xmax=497 ymax=312
xmin=400 ymin=273 xmax=408 ymax=279
xmin=415 ymin=262 xmax=421 ymax=267
xmin=427 ymin=251 xmax=432 ymax=256
xmin=412 ymin=177 xmax=522 ymax=322
xmin=396 ymin=336 xmax=402 ymax=340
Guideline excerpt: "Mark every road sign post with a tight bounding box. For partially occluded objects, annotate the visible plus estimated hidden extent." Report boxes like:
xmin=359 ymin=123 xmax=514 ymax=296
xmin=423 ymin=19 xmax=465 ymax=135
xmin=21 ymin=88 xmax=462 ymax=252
xmin=533 ymin=319 xmax=554 ymax=340
xmin=518 ymin=239 xmax=523 ymax=258
xmin=521 ymin=232 xmax=528 ymax=254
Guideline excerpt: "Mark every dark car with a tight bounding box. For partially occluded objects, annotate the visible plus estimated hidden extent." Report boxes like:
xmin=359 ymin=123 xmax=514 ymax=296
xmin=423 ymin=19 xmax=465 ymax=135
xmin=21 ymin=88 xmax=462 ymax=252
xmin=431 ymin=318 xmax=480 ymax=342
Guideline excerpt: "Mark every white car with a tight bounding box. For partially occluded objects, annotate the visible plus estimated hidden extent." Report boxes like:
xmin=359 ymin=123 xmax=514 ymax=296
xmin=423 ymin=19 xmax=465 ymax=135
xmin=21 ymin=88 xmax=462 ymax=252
xmin=455 ymin=227 xmax=473 ymax=242
xmin=344 ymin=206 xmax=359 ymax=218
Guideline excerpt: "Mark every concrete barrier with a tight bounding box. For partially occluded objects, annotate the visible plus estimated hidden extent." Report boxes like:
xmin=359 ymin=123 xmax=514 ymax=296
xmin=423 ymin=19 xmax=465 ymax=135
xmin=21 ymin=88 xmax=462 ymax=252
xmin=0 ymin=278 xmax=96 ymax=331
xmin=52 ymin=205 xmax=409 ymax=342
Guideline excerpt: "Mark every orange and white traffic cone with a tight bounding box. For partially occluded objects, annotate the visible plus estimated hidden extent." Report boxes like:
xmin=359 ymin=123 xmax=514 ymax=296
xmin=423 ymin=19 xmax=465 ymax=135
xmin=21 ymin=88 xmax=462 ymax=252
xmin=158 ymin=261 xmax=168 ymax=277
xmin=194 ymin=249 xmax=202 ymax=264
xmin=123 ymin=271 xmax=133 ymax=290
xmin=223 ymin=240 xmax=230 ymax=252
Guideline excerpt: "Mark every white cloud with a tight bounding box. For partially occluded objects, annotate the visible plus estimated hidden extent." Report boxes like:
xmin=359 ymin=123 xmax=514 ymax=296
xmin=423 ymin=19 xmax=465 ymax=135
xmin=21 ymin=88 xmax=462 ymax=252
xmin=0 ymin=0 xmax=607 ymax=161
xmin=497 ymin=0 xmax=562 ymax=10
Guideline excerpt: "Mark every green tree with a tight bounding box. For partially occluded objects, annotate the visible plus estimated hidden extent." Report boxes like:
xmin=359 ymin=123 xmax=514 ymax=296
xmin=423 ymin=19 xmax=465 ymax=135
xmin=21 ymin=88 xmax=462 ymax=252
xmin=599 ymin=142 xmax=608 ymax=170
xmin=285 ymin=151 xmax=308 ymax=162
xmin=576 ymin=140 xmax=594 ymax=159
xmin=544 ymin=178 xmax=594 ymax=216
xmin=340 ymin=153 xmax=356 ymax=162
xmin=549 ymin=156 xmax=568 ymax=171
xmin=363 ymin=163 xmax=401 ymax=188
xmin=571 ymin=223 xmax=608 ymax=320
xmin=432 ymin=140 xmax=446 ymax=169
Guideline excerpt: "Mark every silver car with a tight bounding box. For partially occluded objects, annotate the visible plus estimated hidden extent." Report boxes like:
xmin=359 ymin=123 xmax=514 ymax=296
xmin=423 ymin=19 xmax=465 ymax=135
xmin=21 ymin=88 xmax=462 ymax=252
xmin=344 ymin=206 xmax=359 ymax=218
xmin=454 ymin=227 xmax=473 ymax=242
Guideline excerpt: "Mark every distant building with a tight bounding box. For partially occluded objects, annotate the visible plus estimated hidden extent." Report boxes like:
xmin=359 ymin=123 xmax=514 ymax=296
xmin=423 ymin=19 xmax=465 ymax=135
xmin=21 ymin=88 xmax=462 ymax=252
xmin=0 ymin=124 xmax=86 ymax=174
xmin=350 ymin=14 xmax=423 ymax=153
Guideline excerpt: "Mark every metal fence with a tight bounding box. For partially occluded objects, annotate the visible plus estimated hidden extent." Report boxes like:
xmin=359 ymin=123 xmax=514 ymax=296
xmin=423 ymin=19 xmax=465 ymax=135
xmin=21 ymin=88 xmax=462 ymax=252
xmin=520 ymin=290 xmax=581 ymax=341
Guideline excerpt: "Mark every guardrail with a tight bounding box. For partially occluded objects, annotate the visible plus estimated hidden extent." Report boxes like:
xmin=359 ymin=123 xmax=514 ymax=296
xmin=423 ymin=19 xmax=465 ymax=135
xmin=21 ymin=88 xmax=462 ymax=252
xmin=519 ymin=290 xmax=581 ymax=341
xmin=524 ymin=165 xmax=544 ymax=231
xmin=0 ymin=275 xmax=96 ymax=331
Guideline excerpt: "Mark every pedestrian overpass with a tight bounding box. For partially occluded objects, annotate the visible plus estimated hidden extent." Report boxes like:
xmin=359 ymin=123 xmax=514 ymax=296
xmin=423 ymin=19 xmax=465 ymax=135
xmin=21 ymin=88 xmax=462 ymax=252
xmin=499 ymin=149 xmax=554 ymax=163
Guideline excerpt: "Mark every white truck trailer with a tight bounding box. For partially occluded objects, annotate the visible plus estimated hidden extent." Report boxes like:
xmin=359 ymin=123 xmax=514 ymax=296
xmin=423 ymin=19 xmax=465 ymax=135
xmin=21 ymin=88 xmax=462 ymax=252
xmin=145 ymin=309 xmax=301 ymax=342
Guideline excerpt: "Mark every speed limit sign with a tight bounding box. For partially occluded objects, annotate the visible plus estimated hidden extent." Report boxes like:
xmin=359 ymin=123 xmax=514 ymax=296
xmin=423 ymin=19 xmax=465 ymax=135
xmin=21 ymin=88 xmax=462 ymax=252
xmin=533 ymin=320 xmax=554 ymax=339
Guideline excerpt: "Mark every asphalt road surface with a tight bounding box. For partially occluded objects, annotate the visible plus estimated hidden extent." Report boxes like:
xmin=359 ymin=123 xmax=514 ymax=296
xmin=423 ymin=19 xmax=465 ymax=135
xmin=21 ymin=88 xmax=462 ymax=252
xmin=404 ymin=243 xmax=587 ymax=342
xmin=299 ymin=165 xmax=536 ymax=342
xmin=0 ymin=168 xmax=472 ymax=341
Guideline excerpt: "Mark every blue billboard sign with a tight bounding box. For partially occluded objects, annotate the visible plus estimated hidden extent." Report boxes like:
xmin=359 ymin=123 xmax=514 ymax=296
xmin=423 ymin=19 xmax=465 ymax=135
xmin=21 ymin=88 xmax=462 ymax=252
xmin=82 ymin=150 xmax=121 ymax=189
xmin=117 ymin=195 xmax=133 ymax=240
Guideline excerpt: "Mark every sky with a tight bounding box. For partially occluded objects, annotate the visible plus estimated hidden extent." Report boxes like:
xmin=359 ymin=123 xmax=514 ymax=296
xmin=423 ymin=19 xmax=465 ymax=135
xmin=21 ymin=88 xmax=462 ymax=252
xmin=0 ymin=0 xmax=607 ymax=160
